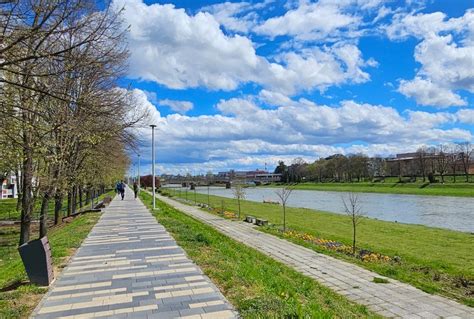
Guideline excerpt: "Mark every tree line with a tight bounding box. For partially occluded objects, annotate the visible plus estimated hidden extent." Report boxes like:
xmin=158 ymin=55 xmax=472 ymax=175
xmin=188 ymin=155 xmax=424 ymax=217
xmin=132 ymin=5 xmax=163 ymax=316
xmin=274 ymin=143 xmax=473 ymax=184
xmin=0 ymin=0 xmax=147 ymax=245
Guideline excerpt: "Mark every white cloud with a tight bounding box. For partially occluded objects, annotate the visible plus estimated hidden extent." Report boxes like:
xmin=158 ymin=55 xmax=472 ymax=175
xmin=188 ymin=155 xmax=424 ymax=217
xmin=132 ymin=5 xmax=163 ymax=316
xmin=130 ymin=89 xmax=471 ymax=174
xmin=388 ymin=9 xmax=474 ymax=107
xmin=158 ymin=99 xmax=194 ymax=114
xmin=399 ymin=77 xmax=466 ymax=107
xmin=114 ymin=0 xmax=375 ymax=95
xmin=201 ymin=1 xmax=260 ymax=33
xmin=114 ymin=0 xmax=262 ymax=91
xmin=264 ymin=44 xmax=374 ymax=94
xmin=457 ymin=109 xmax=474 ymax=124
xmin=255 ymin=1 xmax=362 ymax=41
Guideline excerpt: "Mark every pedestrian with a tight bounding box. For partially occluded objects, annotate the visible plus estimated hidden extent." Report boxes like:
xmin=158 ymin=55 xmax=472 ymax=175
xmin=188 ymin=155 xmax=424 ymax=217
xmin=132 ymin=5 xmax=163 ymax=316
xmin=133 ymin=181 xmax=138 ymax=199
xmin=116 ymin=180 xmax=125 ymax=200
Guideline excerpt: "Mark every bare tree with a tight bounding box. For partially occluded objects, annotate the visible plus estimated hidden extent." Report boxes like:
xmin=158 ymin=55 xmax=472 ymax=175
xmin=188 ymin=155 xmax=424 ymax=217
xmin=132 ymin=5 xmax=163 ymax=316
xmin=275 ymin=186 xmax=293 ymax=232
xmin=437 ymin=144 xmax=450 ymax=183
xmin=458 ymin=142 xmax=472 ymax=183
xmin=232 ymin=183 xmax=246 ymax=220
xmin=343 ymin=192 xmax=364 ymax=255
xmin=416 ymin=146 xmax=428 ymax=182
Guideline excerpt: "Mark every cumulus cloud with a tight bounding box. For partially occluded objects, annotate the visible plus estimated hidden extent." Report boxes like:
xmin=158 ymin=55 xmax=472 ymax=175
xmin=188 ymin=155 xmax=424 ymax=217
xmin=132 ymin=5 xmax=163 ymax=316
xmin=158 ymin=99 xmax=194 ymax=114
xmin=255 ymin=1 xmax=360 ymax=41
xmin=388 ymin=9 xmax=474 ymax=107
xmin=457 ymin=109 xmax=474 ymax=124
xmin=114 ymin=0 xmax=375 ymax=95
xmin=113 ymin=0 xmax=262 ymax=91
xmin=130 ymin=89 xmax=471 ymax=174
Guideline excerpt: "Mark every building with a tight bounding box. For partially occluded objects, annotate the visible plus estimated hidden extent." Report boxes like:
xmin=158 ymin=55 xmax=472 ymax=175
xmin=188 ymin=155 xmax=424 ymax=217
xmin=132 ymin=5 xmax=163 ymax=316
xmin=217 ymin=170 xmax=282 ymax=183
xmin=1 ymin=174 xmax=19 ymax=199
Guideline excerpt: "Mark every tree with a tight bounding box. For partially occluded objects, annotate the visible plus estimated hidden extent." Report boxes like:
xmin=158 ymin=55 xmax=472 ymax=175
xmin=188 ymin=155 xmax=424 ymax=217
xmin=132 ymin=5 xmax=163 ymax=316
xmin=436 ymin=144 xmax=450 ymax=183
xmin=416 ymin=146 xmax=428 ymax=182
xmin=458 ymin=142 xmax=472 ymax=182
xmin=342 ymin=192 xmax=364 ymax=255
xmin=275 ymin=186 xmax=293 ymax=232
xmin=232 ymin=183 xmax=246 ymax=220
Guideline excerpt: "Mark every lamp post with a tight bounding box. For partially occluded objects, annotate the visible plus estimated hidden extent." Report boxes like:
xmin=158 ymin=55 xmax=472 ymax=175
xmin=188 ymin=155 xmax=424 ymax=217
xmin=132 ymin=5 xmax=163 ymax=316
xmin=150 ymin=124 xmax=156 ymax=209
xmin=137 ymin=154 xmax=141 ymax=193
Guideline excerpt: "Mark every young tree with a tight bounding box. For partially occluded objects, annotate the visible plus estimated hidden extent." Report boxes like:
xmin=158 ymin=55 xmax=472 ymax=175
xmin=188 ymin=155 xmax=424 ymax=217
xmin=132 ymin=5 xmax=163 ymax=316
xmin=275 ymin=186 xmax=293 ymax=232
xmin=232 ymin=183 xmax=246 ymax=219
xmin=342 ymin=192 xmax=364 ymax=255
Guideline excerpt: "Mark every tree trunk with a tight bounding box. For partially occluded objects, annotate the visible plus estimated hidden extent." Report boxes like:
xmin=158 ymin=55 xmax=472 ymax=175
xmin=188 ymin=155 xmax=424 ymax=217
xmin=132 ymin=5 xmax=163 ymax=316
xmin=15 ymin=169 xmax=22 ymax=211
xmin=54 ymin=193 xmax=62 ymax=224
xmin=67 ymin=190 xmax=72 ymax=216
xmin=352 ymin=220 xmax=356 ymax=255
xmin=72 ymin=185 xmax=77 ymax=215
xmin=39 ymin=193 xmax=49 ymax=238
xmin=19 ymin=140 xmax=34 ymax=246
xmin=283 ymin=205 xmax=286 ymax=232
xmin=79 ymin=186 xmax=83 ymax=208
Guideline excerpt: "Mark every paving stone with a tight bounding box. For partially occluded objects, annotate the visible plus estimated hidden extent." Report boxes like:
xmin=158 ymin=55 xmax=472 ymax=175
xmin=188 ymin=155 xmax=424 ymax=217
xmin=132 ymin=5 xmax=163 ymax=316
xmin=30 ymin=188 xmax=236 ymax=319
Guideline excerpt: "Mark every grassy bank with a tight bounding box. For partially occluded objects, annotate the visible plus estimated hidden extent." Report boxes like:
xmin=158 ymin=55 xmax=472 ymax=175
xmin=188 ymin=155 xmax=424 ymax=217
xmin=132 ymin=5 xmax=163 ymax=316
xmin=263 ymin=179 xmax=474 ymax=197
xmin=160 ymin=189 xmax=474 ymax=307
xmin=0 ymin=213 xmax=101 ymax=318
xmin=139 ymin=192 xmax=378 ymax=318
xmin=0 ymin=190 xmax=113 ymax=221
xmin=0 ymin=191 xmax=113 ymax=318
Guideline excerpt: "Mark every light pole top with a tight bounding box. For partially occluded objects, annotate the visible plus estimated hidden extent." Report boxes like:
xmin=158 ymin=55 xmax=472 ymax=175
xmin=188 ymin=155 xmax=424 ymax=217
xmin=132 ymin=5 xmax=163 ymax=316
xmin=150 ymin=124 xmax=156 ymax=128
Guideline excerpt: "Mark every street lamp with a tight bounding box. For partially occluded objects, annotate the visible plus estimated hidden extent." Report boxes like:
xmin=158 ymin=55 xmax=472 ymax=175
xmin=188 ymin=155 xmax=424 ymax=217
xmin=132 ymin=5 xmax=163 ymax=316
xmin=150 ymin=124 xmax=156 ymax=209
xmin=137 ymin=153 xmax=141 ymax=193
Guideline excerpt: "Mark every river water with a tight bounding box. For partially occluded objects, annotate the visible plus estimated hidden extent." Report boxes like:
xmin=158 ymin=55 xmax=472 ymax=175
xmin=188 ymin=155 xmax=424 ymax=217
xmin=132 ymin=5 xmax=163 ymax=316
xmin=169 ymin=186 xmax=474 ymax=233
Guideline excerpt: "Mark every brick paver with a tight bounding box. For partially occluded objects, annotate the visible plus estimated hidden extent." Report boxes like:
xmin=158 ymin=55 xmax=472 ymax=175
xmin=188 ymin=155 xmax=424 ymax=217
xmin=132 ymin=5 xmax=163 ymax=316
xmin=156 ymin=193 xmax=474 ymax=319
xmin=31 ymin=188 xmax=236 ymax=319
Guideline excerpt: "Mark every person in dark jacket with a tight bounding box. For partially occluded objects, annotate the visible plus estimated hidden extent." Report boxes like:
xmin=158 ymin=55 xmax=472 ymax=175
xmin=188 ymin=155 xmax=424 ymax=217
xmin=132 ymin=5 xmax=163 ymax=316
xmin=133 ymin=181 xmax=139 ymax=199
xmin=116 ymin=181 xmax=125 ymax=200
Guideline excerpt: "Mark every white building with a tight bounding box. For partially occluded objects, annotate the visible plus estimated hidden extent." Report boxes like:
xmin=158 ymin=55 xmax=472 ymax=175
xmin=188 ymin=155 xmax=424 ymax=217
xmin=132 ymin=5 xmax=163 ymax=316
xmin=1 ymin=174 xmax=19 ymax=199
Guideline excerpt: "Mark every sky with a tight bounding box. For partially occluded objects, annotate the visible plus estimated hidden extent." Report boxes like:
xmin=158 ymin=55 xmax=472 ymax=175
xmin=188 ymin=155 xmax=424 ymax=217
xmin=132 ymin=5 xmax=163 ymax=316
xmin=115 ymin=0 xmax=474 ymax=176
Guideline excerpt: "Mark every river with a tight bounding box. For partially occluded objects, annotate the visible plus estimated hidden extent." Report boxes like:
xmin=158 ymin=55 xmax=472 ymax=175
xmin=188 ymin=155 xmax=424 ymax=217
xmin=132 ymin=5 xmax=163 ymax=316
xmin=165 ymin=186 xmax=474 ymax=233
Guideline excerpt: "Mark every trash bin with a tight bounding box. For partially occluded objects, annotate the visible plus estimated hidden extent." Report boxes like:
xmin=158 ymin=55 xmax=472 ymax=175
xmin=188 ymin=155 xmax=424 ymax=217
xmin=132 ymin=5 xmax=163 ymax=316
xmin=18 ymin=236 xmax=54 ymax=286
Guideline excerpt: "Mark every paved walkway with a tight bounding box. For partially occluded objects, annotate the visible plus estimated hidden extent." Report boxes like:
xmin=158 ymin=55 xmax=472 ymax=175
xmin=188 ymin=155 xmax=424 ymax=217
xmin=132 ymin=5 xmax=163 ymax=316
xmin=31 ymin=189 xmax=236 ymax=319
xmin=156 ymin=194 xmax=474 ymax=319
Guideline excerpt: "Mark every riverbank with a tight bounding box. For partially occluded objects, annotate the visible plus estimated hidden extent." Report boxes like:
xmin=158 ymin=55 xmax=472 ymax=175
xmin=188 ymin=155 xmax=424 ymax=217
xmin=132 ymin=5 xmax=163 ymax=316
xmin=139 ymin=192 xmax=378 ymax=318
xmin=263 ymin=180 xmax=474 ymax=197
xmin=160 ymin=189 xmax=474 ymax=307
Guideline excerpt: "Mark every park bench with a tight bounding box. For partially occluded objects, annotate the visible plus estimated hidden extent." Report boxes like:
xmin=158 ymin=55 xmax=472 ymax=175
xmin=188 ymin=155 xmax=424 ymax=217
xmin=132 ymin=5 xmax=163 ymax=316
xmin=245 ymin=215 xmax=256 ymax=224
xmin=255 ymin=218 xmax=268 ymax=226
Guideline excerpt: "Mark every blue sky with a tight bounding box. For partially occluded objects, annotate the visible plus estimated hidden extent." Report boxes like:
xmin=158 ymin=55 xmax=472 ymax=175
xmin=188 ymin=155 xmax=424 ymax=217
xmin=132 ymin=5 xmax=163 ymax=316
xmin=116 ymin=0 xmax=474 ymax=175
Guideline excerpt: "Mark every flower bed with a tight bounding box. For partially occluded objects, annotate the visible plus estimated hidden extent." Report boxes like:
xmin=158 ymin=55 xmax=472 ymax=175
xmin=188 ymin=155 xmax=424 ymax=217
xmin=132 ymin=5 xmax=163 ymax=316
xmin=282 ymin=229 xmax=393 ymax=263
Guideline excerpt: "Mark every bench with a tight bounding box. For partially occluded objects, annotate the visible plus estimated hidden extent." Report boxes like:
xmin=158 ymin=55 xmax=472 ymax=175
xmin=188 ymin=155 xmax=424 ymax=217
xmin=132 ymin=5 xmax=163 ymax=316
xmin=245 ymin=216 xmax=256 ymax=224
xmin=255 ymin=218 xmax=268 ymax=226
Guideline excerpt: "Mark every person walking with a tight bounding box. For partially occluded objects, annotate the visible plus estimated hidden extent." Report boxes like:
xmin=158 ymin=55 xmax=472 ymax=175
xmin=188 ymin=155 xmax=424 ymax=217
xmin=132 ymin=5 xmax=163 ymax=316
xmin=133 ymin=181 xmax=139 ymax=199
xmin=116 ymin=180 xmax=125 ymax=200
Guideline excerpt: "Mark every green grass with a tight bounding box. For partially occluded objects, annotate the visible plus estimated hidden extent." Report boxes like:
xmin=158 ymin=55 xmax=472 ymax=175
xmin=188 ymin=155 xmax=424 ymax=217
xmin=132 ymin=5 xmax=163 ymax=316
xmin=139 ymin=192 xmax=379 ymax=318
xmin=0 ymin=213 xmax=100 ymax=318
xmin=0 ymin=199 xmax=18 ymax=220
xmin=265 ymin=179 xmax=474 ymax=197
xmin=161 ymin=189 xmax=474 ymax=307
xmin=0 ymin=190 xmax=113 ymax=318
xmin=0 ymin=190 xmax=113 ymax=221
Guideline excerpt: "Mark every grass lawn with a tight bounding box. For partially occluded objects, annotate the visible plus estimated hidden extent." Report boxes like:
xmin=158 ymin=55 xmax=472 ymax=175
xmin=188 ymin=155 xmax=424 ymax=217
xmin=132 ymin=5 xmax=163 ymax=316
xmin=139 ymin=192 xmax=379 ymax=318
xmin=275 ymin=181 xmax=474 ymax=197
xmin=0 ymin=191 xmax=113 ymax=318
xmin=262 ymin=178 xmax=474 ymax=197
xmin=0 ymin=190 xmax=113 ymax=221
xmin=160 ymin=189 xmax=474 ymax=307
